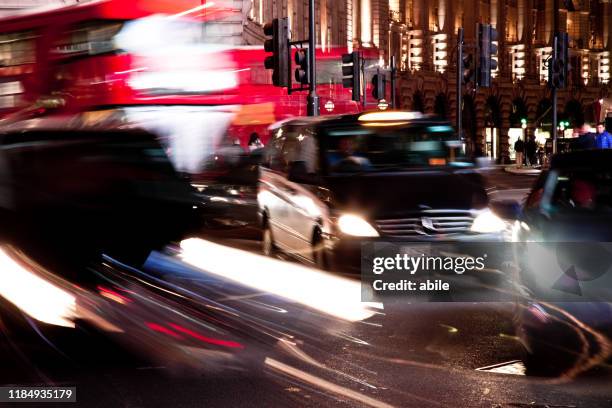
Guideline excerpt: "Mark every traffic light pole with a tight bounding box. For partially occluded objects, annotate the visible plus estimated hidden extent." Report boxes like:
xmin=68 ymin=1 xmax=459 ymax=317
xmin=552 ymin=36 xmax=558 ymax=155
xmin=361 ymin=56 xmax=367 ymax=109
xmin=456 ymin=28 xmax=463 ymax=141
xmin=551 ymin=0 xmax=559 ymax=154
xmin=307 ymin=0 xmax=319 ymax=116
xmin=390 ymin=55 xmax=396 ymax=109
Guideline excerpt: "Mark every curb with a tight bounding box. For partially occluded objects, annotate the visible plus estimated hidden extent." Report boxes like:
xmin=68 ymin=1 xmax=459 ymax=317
xmin=503 ymin=166 xmax=542 ymax=176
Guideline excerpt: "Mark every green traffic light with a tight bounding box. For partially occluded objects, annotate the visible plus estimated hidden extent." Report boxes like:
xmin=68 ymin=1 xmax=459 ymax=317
xmin=520 ymin=118 xmax=527 ymax=125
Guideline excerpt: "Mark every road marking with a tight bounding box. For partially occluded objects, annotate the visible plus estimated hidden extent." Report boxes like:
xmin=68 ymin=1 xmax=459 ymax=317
xmin=476 ymin=360 xmax=526 ymax=376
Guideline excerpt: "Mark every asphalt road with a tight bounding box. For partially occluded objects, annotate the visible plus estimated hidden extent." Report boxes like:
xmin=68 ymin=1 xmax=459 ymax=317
xmin=2 ymin=168 xmax=611 ymax=407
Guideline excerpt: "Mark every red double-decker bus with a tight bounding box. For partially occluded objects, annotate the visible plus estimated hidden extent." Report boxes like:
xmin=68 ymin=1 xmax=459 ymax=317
xmin=0 ymin=0 xmax=361 ymax=167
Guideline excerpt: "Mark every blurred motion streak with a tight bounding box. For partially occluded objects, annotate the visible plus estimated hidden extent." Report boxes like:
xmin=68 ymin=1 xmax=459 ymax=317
xmin=145 ymin=322 xmax=184 ymax=339
xmin=97 ymin=285 xmax=131 ymax=305
xmin=171 ymin=2 xmax=216 ymax=19
xmin=179 ymin=238 xmax=382 ymax=322
xmin=167 ymin=323 xmax=244 ymax=349
xmin=0 ymin=246 xmax=76 ymax=328
xmin=264 ymin=358 xmax=394 ymax=408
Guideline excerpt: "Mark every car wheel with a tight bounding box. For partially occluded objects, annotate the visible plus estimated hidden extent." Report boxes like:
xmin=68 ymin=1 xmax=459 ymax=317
xmin=262 ymin=221 xmax=277 ymax=257
xmin=516 ymin=310 xmax=588 ymax=377
xmin=523 ymin=348 xmax=577 ymax=377
xmin=312 ymin=232 xmax=329 ymax=271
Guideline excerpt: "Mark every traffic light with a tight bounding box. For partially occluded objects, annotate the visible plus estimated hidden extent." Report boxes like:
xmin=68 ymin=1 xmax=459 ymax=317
xmin=341 ymin=51 xmax=361 ymax=102
xmin=549 ymin=32 xmax=569 ymax=89
xmin=294 ymin=49 xmax=309 ymax=85
xmin=461 ymin=53 xmax=475 ymax=84
xmin=263 ymin=18 xmax=289 ymax=87
xmin=477 ymin=23 xmax=498 ymax=87
xmin=371 ymin=73 xmax=385 ymax=100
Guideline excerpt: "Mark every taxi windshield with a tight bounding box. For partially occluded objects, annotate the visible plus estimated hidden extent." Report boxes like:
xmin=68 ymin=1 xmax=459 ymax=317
xmin=323 ymin=125 xmax=469 ymax=173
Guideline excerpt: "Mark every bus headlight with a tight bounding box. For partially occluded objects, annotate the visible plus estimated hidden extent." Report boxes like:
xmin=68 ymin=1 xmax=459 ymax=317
xmin=470 ymin=210 xmax=506 ymax=233
xmin=337 ymin=214 xmax=379 ymax=237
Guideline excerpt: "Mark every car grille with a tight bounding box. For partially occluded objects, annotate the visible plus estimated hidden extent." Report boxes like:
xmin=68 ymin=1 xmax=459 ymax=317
xmin=375 ymin=210 xmax=475 ymax=238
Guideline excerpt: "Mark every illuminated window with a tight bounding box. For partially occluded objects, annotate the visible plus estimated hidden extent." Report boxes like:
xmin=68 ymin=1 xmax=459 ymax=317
xmin=389 ymin=0 xmax=401 ymax=22
xmin=408 ymin=30 xmax=423 ymax=71
xmin=599 ymin=51 xmax=610 ymax=84
xmin=249 ymin=0 xmax=264 ymax=24
xmin=431 ymin=33 xmax=448 ymax=73
xmin=581 ymin=54 xmax=589 ymax=85
xmin=510 ymin=44 xmax=526 ymax=81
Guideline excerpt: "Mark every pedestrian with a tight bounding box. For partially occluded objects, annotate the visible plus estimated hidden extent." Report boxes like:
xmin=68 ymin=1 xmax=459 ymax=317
xmin=525 ymin=135 xmax=537 ymax=166
xmin=537 ymin=145 xmax=544 ymax=167
xmin=248 ymin=132 xmax=264 ymax=152
xmin=575 ymin=123 xmax=598 ymax=150
xmin=596 ymin=122 xmax=612 ymax=149
xmin=514 ymin=138 xmax=525 ymax=168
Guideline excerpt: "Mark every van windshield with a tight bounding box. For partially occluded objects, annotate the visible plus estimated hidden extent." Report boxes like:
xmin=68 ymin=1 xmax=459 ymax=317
xmin=323 ymin=125 xmax=469 ymax=173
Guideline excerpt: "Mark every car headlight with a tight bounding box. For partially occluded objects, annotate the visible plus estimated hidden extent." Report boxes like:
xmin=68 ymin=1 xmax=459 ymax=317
xmin=470 ymin=210 xmax=506 ymax=233
xmin=337 ymin=214 xmax=379 ymax=237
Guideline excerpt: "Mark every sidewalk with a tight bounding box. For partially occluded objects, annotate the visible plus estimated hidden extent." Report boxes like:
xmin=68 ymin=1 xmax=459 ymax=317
xmin=503 ymin=165 xmax=542 ymax=176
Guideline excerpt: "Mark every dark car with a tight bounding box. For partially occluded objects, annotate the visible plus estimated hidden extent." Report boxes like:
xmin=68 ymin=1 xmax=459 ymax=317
xmin=193 ymin=144 xmax=263 ymax=239
xmin=0 ymin=128 xmax=201 ymax=268
xmin=513 ymin=149 xmax=612 ymax=375
xmin=258 ymin=111 xmax=507 ymax=273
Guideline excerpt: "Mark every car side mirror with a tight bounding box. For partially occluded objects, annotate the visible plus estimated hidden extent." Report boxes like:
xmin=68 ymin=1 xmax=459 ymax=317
xmin=490 ymin=199 xmax=522 ymax=220
xmin=288 ymin=161 xmax=317 ymax=184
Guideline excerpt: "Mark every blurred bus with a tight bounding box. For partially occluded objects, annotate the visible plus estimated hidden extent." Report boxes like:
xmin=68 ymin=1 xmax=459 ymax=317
xmin=0 ymin=0 xmax=362 ymax=170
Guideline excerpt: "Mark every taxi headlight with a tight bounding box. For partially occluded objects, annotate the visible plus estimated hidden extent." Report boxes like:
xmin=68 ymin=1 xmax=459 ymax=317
xmin=337 ymin=214 xmax=379 ymax=237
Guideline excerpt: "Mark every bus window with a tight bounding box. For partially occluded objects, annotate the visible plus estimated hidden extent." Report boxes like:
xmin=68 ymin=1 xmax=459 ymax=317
xmin=0 ymin=30 xmax=36 ymax=66
xmin=316 ymin=59 xmax=342 ymax=85
xmin=0 ymin=30 xmax=36 ymax=109
xmin=52 ymin=21 xmax=124 ymax=57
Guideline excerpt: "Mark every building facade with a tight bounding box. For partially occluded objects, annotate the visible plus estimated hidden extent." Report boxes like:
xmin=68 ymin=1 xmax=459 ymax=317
xmin=220 ymin=0 xmax=612 ymax=160
xmin=3 ymin=0 xmax=612 ymax=160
